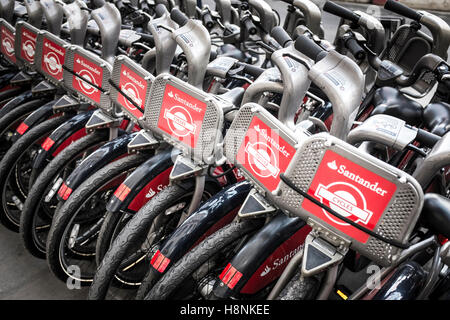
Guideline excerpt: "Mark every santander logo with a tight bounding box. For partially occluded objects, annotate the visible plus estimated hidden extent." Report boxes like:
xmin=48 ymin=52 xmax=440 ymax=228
xmin=260 ymin=243 xmax=303 ymax=277
xmin=326 ymin=160 xmax=388 ymax=197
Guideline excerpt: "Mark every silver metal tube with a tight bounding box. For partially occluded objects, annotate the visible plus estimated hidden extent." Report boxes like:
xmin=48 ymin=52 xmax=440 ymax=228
xmin=267 ymin=247 xmax=304 ymax=300
xmin=417 ymin=247 xmax=442 ymax=300
xmin=187 ymin=175 xmax=206 ymax=215
xmin=317 ymin=264 xmax=339 ymax=300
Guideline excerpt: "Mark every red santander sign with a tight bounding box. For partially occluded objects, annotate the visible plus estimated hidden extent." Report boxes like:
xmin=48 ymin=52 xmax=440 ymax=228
xmin=157 ymin=84 xmax=207 ymax=148
xmin=20 ymin=27 xmax=37 ymax=64
xmin=72 ymin=54 xmax=103 ymax=103
xmin=302 ymin=150 xmax=397 ymax=243
xmin=1 ymin=25 xmax=15 ymax=63
xmin=117 ymin=64 xmax=147 ymax=119
xmin=236 ymin=116 xmax=295 ymax=193
xmin=41 ymin=38 xmax=65 ymax=80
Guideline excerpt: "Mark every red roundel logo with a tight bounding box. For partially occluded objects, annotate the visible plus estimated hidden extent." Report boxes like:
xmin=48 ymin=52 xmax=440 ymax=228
xmin=1 ymin=26 xmax=15 ymax=62
xmin=20 ymin=28 xmax=37 ymax=63
xmin=315 ymin=180 xmax=373 ymax=226
xmin=302 ymin=150 xmax=397 ymax=243
xmin=157 ymin=84 xmax=207 ymax=148
xmin=117 ymin=64 xmax=147 ymax=119
xmin=42 ymin=39 xmax=65 ymax=80
xmin=236 ymin=116 xmax=295 ymax=192
xmin=122 ymin=82 xmax=141 ymax=110
xmin=164 ymin=105 xmax=196 ymax=137
xmin=245 ymin=141 xmax=279 ymax=179
xmin=72 ymin=54 xmax=103 ymax=103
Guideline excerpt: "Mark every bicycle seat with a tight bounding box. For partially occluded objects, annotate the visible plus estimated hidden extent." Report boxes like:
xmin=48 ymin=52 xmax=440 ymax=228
xmin=422 ymin=102 xmax=450 ymax=137
xmin=422 ymin=193 xmax=450 ymax=239
xmin=371 ymin=86 xmax=423 ymax=126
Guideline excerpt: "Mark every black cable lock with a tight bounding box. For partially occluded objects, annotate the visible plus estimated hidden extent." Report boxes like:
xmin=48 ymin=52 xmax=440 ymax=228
xmin=108 ymin=79 xmax=145 ymax=114
xmin=279 ymin=173 xmax=410 ymax=249
xmin=62 ymin=64 xmax=106 ymax=94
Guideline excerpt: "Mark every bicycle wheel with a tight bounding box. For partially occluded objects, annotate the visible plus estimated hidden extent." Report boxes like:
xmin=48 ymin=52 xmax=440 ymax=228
xmin=88 ymin=181 xmax=220 ymax=300
xmin=20 ymin=131 xmax=108 ymax=258
xmin=0 ymin=115 xmax=69 ymax=231
xmin=46 ymin=153 xmax=149 ymax=284
xmin=145 ymin=219 xmax=263 ymax=300
xmin=0 ymin=99 xmax=46 ymax=161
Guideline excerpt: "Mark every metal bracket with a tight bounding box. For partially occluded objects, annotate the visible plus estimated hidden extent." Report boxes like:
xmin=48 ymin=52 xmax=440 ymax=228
xmin=169 ymin=155 xmax=206 ymax=183
xmin=301 ymin=233 xmax=348 ymax=277
xmin=0 ymin=64 xmax=11 ymax=74
xmin=31 ymin=80 xmax=57 ymax=97
xmin=52 ymin=94 xmax=84 ymax=112
xmin=85 ymin=110 xmax=122 ymax=133
xmin=238 ymin=188 xmax=277 ymax=219
xmin=127 ymin=129 xmax=159 ymax=153
xmin=10 ymin=71 xmax=34 ymax=85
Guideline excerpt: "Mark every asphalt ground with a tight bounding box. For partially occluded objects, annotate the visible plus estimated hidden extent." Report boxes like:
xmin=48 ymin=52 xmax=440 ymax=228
xmin=1 ymin=1 xmax=449 ymax=300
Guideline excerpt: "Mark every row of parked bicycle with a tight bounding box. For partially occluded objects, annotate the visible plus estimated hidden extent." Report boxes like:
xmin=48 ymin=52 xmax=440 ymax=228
xmin=0 ymin=0 xmax=449 ymax=300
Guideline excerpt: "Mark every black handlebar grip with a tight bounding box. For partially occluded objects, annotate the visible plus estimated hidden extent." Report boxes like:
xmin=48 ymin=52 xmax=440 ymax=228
xmin=243 ymin=16 xmax=257 ymax=35
xmin=384 ymin=0 xmax=422 ymax=21
xmin=170 ymin=8 xmax=189 ymax=27
xmin=92 ymin=0 xmax=106 ymax=9
xmin=345 ymin=37 xmax=366 ymax=60
xmin=416 ymin=128 xmax=440 ymax=148
xmin=294 ymin=35 xmax=327 ymax=62
xmin=271 ymin=26 xmax=292 ymax=48
xmin=154 ymin=3 xmax=167 ymax=17
xmin=279 ymin=0 xmax=293 ymax=4
xmin=154 ymin=4 xmax=167 ymax=17
xmin=323 ymin=1 xmax=360 ymax=24
xmin=203 ymin=12 xmax=214 ymax=30
xmin=238 ymin=62 xmax=265 ymax=77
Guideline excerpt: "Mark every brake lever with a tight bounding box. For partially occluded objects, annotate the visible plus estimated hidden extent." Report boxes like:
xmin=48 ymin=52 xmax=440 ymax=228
xmin=255 ymin=40 xmax=276 ymax=54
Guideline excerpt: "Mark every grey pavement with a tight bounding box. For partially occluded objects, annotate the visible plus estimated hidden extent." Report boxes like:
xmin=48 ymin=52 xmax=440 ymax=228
xmin=1 ymin=1 xmax=449 ymax=300
xmin=0 ymin=224 xmax=88 ymax=299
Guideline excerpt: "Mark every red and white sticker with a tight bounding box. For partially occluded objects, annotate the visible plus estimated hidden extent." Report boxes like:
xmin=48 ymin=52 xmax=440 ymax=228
xmin=0 ymin=25 xmax=15 ymax=63
xmin=72 ymin=53 xmax=103 ymax=103
xmin=117 ymin=64 xmax=147 ymax=119
xmin=20 ymin=27 xmax=37 ymax=63
xmin=236 ymin=116 xmax=295 ymax=192
xmin=302 ymin=150 xmax=397 ymax=243
xmin=157 ymin=84 xmax=207 ymax=148
xmin=41 ymin=38 xmax=65 ymax=80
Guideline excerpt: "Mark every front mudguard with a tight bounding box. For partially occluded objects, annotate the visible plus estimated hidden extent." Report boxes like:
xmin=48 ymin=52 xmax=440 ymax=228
xmin=213 ymin=214 xmax=311 ymax=298
xmin=0 ymin=90 xmax=35 ymax=117
xmin=32 ymin=110 xmax=97 ymax=175
xmin=149 ymin=180 xmax=253 ymax=274
xmin=57 ymin=131 xmax=138 ymax=202
xmin=12 ymin=98 xmax=71 ymax=142
xmin=106 ymin=147 xmax=181 ymax=214
xmin=0 ymin=71 xmax=19 ymax=89
xmin=371 ymin=261 xmax=426 ymax=300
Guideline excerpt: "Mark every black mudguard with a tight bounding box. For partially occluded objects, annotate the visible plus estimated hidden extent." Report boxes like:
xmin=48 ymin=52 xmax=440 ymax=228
xmin=213 ymin=214 xmax=311 ymax=298
xmin=106 ymin=147 xmax=181 ymax=214
xmin=32 ymin=110 xmax=98 ymax=174
xmin=149 ymin=181 xmax=253 ymax=274
xmin=0 ymin=71 xmax=18 ymax=88
xmin=0 ymin=90 xmax=38 ymax=117
xmin=11 ymin=98 xmax=70 ymax=142
xmin=372 ymin=261 xmax=426 ymax=300
xmin=57 ymin=131 xmax=138 ymax=202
